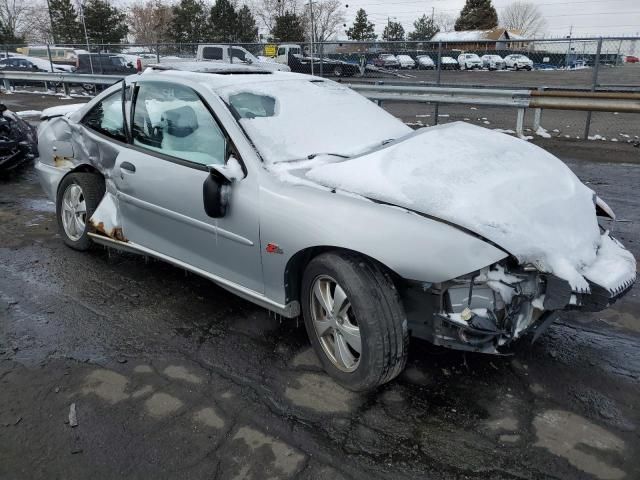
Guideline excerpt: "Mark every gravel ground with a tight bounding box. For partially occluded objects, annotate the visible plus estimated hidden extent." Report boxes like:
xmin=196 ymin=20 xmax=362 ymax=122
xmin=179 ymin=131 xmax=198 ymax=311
xmin=0 ymin=96 xmax=639 ymax=480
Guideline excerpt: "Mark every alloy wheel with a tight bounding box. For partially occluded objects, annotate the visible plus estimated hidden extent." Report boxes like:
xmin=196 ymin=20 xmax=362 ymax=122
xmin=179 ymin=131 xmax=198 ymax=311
xmin=309 ymin=275 xmax=361 ymax=372
xmin=61 ymin=183 xmax=87 ymax=241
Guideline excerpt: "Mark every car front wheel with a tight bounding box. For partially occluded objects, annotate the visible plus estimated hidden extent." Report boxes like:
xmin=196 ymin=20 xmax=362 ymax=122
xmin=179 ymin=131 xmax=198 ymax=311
xmin=301 ymin=252 xmax=408 ymax=391
xmin=56 ymin=172 xmax=105 ymax=251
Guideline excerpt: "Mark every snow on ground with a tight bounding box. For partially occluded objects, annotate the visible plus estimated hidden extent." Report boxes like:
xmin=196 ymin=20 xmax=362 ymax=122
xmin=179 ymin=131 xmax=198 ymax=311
xmin=306 ymin=122 xmax=610 ymax=290
xmin=535 ymin=127 xmax=552 ymax=138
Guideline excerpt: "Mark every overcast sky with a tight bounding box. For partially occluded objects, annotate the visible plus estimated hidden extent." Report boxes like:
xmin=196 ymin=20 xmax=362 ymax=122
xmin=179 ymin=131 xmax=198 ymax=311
xmin=339 ymin=0 xmax=640 ymax=38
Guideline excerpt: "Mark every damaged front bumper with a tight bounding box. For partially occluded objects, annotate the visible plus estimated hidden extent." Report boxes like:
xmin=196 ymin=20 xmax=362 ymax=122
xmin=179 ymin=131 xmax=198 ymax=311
xmin=406 ymin=233 xmax=636 ymax=354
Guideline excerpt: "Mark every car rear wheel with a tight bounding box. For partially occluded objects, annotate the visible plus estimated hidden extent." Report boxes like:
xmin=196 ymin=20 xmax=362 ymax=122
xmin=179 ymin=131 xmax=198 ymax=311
xmin=56 ymin=172 xmax=105 ymax=251
xmin=301 ymin=252 xmax=408 ymax=391
xmin=332 ymin=65 xmax=343 ymax=77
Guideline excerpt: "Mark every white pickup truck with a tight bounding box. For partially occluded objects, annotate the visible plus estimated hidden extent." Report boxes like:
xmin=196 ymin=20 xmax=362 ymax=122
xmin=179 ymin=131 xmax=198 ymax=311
xmin=195 ymin=45 xmax=290 ymax=72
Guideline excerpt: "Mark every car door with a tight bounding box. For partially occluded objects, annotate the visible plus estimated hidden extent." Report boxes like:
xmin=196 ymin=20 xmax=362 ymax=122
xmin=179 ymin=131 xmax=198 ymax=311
xmin=112 ymin=80 xmax=263 ymax=293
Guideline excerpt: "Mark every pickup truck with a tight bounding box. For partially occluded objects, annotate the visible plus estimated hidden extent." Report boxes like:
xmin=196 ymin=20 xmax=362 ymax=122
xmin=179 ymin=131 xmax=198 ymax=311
xmin=274 ymin=44 xmax=360 ymax=77
xmin=195 ymin=45 xmax=290 ymax=72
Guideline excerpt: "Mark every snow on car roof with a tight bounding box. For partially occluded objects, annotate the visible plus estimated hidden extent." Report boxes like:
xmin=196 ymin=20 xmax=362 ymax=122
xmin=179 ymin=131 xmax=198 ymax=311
xmin=145 ymin=61 xmax=272 ymax=75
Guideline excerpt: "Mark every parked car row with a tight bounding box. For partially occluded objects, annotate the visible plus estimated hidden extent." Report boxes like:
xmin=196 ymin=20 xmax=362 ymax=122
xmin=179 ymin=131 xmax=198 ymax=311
xmin=369 ymin=53 xmax=535 ymax=71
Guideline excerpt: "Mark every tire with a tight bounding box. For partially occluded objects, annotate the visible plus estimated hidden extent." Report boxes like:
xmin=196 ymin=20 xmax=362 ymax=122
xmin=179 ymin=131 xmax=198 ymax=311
xmin=332 ymin=65 xmax=343 ymax=77
xmin=56 ymin=172 xmax=105 ymax=251
xmin=301 ymin=252 xmax=408 ymax=391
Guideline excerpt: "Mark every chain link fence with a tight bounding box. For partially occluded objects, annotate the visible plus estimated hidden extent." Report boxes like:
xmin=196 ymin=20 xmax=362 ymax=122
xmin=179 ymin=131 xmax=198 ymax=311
xmin=1 ymin=37 xmax=639 ymax=142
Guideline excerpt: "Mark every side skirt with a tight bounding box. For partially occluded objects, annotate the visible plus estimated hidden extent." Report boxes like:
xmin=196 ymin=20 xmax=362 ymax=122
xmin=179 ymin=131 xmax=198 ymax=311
xmin=88 ymin=232 xmax=300 ymax=318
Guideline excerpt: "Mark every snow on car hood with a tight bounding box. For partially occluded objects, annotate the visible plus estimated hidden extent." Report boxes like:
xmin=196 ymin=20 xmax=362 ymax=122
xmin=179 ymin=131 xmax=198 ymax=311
xmin=305 ymin=122 xmax=606 ymax=290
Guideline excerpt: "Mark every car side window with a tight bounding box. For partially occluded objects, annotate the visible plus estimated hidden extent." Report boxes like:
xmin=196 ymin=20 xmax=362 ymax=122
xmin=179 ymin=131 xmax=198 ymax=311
xmin=132 ymin=82 xmax=227 ymax=166
xmin=230 ymin=48 xmax=246 ymax=61
xmin=81 ymin=89 xmax=128 ymax=142
xmin=203 ymin=47 xmax=223 ymax=60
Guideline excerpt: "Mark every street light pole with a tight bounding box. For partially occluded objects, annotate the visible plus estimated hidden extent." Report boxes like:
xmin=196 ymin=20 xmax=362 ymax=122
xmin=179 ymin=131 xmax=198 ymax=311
xmin=309 ymin=0 xmax=315 ymax=75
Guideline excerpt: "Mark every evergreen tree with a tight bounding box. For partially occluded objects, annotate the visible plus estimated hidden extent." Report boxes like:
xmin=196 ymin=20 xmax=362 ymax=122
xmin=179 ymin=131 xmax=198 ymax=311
xmin=49 ymin=0 xmax=83 ymax=44
xmin=454 ymin=0 xmax=498 ymax=31
xmin=271 ymin=11 xmax=305 ymax=42
xmin=82 ymin=0 xmax=128 ymax=44
xmin=209 ymin=0 xmax=237 ymax=42
xmin=236 ymin=5 xmax=258 ymax=43
xmin=407 ymin=14 xmax=439 ymax=41
xmin=345 ymin=8 xmax=376 ymax=40
xmin=170 ymin=0 xmax=209 ymax=44
xmin=382 ymin=20 xmax=404 ymax=41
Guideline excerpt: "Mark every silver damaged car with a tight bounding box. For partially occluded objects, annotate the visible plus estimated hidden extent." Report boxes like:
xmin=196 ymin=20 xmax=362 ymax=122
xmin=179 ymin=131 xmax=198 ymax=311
xmin=36 ymin=67 xmax=636 ymax=391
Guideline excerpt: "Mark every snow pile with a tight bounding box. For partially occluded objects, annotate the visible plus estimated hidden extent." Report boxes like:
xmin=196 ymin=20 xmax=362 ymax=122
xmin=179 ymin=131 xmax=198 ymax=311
xmin=16 ymin=110 xmax=42 ymax=117
xmin=217 ymin=79 xmax=410 ymax=163
xmin=582 ymin=234 xmax=636 ymax=291
xmin=535 ymin=126 xmax=551 ymax=138
xmin=306 ymin=122 xmax=606 ymax=290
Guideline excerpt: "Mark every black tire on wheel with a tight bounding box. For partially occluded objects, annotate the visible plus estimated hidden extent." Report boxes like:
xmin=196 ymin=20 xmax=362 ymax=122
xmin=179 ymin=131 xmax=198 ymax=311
xmin=56 ymin=172 xmax=105 ymax=251
xmin=301 ymin=252 xmax=409 ymax=391
xmin=333 ymin=65 xmax=343 ymax=77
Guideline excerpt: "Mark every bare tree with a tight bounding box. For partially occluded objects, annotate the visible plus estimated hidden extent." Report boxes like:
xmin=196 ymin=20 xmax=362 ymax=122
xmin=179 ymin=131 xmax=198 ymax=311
xmin=0 ymin=0 xmax=41 ymax=40
xmin=22 ymin=0 xmax=53 ymax=43
xmin=128 ymin=0 xmax=173 ymax=46
xmin=434 ymin=12 xmax=455 ymax=33
xmin=500 ymin=1 xmax=546 ymax=37
xmin=303 ymin=0 xmax=345 ymax=42
xmin=252 ymin=0 xmax=300 ymax=35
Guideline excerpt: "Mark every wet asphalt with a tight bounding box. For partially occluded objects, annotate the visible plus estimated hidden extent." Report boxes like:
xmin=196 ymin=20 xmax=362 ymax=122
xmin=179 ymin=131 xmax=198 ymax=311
xmin=1 ymin=103 xmax=640 ymax=480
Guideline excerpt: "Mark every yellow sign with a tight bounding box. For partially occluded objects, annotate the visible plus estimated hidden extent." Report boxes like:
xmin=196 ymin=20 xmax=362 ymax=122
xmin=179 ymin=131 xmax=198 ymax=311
xmin=264 ymin=44 xmax=278 ymax=57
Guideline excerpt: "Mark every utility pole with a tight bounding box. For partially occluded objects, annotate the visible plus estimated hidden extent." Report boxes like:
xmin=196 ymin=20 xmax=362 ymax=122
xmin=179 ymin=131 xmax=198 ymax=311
xmin=45 ymin=0 xmax=57 ymax=44
xmin=78 ymin=1 xmax=94 ymax=74
xmin=564 ymin=25 xmax=573 ymax=68
xmin=309 ymin=0 xmax=315 ymax=75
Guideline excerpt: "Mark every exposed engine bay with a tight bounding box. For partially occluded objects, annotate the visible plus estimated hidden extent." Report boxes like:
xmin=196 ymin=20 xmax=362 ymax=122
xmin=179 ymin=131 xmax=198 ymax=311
xmin=0 ymin=104 xmax=38 ymax=173
xmin=402 ymin=254 xmax=635 ymax=354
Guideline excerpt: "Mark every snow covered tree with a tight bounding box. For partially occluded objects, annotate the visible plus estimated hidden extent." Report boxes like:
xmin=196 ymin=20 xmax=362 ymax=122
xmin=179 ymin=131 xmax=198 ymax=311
xmin=169 ymin=0 xmax=209 ymax=44
xmin=48 ymin=0 xmax=82 ymax=44
xmin=346 ymin=8 xmax=376 ymax=40
xmin=454 ymin=0 xmax=498 ymax=31
xmin=208 ymin=0 xmax=237 ymax=42
xmin=128 ymin=1 xmax=173 ymax=45
xmin=408 ymin=14 xmax=439 ymax=41
xmin=82 ymin=0 xmax=128 ymax=44
xmin=304 ymin=0 xmax=345 ymax=42
xmin=500 ymin=1 xmax=545 ymax=37
xmin=271 ymin=11 xmax=305 ymax=42
xmin=236 ymin=5 xmax=258 ymax=42
xmin=382 ymin=20 xmax=404 ymax=41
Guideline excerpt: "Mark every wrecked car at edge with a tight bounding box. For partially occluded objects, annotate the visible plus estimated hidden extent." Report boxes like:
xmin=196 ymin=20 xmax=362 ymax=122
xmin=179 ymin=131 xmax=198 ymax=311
xmin=0 ymin=104 xmax=37 ymax=173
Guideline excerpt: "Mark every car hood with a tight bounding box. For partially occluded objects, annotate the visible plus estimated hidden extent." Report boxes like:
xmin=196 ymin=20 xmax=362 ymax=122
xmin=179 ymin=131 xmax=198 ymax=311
xmin=305 ymin=122 xmax=607 ymax=290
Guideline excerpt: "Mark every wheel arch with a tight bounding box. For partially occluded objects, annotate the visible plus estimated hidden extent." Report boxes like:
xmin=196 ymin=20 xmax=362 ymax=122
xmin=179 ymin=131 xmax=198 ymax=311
xmin=56 ymin=163 xmax=104 ymax=199
xmin=284 ymin=246 xmax=402 ymax=305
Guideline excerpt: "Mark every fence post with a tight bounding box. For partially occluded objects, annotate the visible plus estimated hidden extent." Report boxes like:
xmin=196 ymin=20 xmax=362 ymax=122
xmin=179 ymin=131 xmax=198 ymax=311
xmin=584 ymin=37 xmax=603 ymax=140
xmin=533 ymin=87 xmax=544 ymax=132
xmin=434 ymin=41 xmax=442 ymax=125
xmin=319 ymin=41 xmax=324 ymax=77
xmin=516 ymin=108 xmax=525 ymax=138
xmin=156 ymin=43 xmax=160 ymax=63
xmin=63 ymin=82 xmax=70 ymax=97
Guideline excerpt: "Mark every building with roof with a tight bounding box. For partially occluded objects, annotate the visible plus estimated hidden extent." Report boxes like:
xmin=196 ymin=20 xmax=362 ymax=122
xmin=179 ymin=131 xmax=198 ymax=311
xmin=431 ymin=28 xmax=528 ymax=52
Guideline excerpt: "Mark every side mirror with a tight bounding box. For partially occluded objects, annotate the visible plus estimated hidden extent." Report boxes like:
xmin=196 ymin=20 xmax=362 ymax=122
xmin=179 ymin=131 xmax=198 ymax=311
xmin=202 ymin=159 xmax=245 ymax=218
xmin=203 ymin=167 xmax=231 ymax=218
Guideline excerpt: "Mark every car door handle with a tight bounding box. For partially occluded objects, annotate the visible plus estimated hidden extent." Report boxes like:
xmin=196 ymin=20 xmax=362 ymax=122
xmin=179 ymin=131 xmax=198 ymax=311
xmin=120 ymin=161 xmax=136 ymax=173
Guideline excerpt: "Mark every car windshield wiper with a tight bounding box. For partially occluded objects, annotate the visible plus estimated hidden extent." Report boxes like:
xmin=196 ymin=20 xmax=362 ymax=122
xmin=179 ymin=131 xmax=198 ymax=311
xmin=306 ymin=152 xmax=350 ymax=160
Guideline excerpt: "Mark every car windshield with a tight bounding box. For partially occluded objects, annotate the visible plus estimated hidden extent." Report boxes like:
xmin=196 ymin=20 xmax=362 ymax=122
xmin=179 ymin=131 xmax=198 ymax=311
xmin=218 ymin=79 xmax=410 ymax=164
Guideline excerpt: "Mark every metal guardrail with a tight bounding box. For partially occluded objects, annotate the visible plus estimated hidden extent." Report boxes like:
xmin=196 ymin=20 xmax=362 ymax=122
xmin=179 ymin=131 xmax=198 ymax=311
xmin=349 ymin=83 xmax=640 ymax=137
xmin=1 ymin=71 xmax=639 ymax=138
